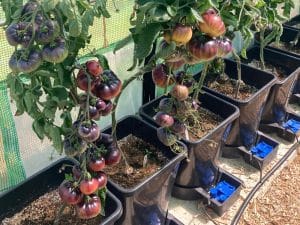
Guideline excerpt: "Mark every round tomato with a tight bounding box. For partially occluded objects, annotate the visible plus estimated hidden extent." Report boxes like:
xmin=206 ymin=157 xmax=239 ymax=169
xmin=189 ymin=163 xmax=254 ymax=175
xmin=216 ymin=37 xmax=233 ymax=57
xmin=92 ymin=70 xmax=122 ymax=100
xmin=16 ymin=49 xmax=42 ymax=73
xmin=76 ymin=195 xmax=101 ymax=219
xmin=36 ymin=20 xmax=60 ymax=44
xmin=197 ymin=9 xmax=226 ymax=38
xmin=5 ymin=22 xmax=33 ymax=47
xmin=105 ymin=145 xmax=121 ymax=166
xmin=164 ymin=24 xmax=193 ymax=46
xmin=155 ymin=112 xmax=174 ymax=128
xmin=79 ymin=178 xmax=99 ymax=195
xmin=187 ymin=36 xmax=218 ymax=62
xmin=76 ymin=69 xmax=97 ymax=91
xmin=88 ymin=155 xmax=105 ymax=172
xmin=63 ymin=137 xmax=88 ymax=157
xmin=95 ymin=171 xmax=107 ymax=189
xmin=170 ymin=84 xmax=189 ymax=101
xmin=58 ymin=180 xmax=83 ymax=205
xmin=86 ymin=60 xmax=103 ymax=77
xmin=78 ymin=122 xmax=101 ymax=143
xmin=152 ymin=64 xmax=174 ymax=88
xmin=157 ymin=127 xmax=177 ymax=146
xmin=42 ymin=38 xmax=68 ymax=63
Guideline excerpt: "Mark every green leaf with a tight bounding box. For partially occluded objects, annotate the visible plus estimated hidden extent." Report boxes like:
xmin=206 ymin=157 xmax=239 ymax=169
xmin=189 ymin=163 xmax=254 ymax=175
xmin=48 ymin=126 xmax=63 ymax=153
xmin=166 ymin=5 xmax=177 ymax=17
xmin=42 ymin=0 xmax=59 ymax=12
xmin=69 ymin=15 xmax=82 ymax=37
xmin=95 ymin=54 xmax=110 ymax=70
xmin=190 ymin=8 xmax=203 ymax=23
xmin=50 ymin=86 xmax=69 ymax=102
xmin=32 ymin=119 xmax=45 ymax=140
xmin=59 ymin=0 xmax=75 ymax=19
xmin=44 ymin=107 xmax=57 ymax=120
xmin=113 ymin=35 xmax=133 ymax=53
xmin=23 ymin=91 xmax=34 ymax=112
xmin=134 ymin=23 xmax=162 ymax=61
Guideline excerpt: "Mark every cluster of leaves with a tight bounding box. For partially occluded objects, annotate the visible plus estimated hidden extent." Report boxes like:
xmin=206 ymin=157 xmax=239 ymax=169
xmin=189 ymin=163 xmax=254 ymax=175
xmin=2 ymin=0 xmax=111 ymax=153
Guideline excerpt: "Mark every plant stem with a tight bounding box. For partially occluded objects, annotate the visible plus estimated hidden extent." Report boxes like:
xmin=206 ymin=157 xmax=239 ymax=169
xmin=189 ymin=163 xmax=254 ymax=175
xmin=232 ymin=49 xmax=242 ymax=98
xmin=193 ymin=62 xmax=209 ymax=100
xmin=86 ymin=73 xmax=91 ymax=121
xmin=260 ymin=29 xmax=266 ymax=70
xmin=111 ymin=71 xmax=142 ymax=141
xmin=102 ymin=17 xmax=108 ymax=48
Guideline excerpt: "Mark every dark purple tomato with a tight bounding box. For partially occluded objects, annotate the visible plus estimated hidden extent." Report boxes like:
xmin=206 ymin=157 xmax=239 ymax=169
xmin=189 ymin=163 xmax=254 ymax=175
xmin=100 ymin=100 xmax=113 ymax=116
xmin=95 ymin=133 xmax=114 ymax=147
xmin=76 ymin=69 xmax=97 ymax=91
xmin=36 ymin=20 xmax=60 ymax=44
xmin=105 ymin=145 xmax=121 ymax=166
xmin=89 ymin=106 xmax=100 ymax=120
xmin=216 ymin=37 xmax=233 ymax=57
xmin=152 ymin=64 xmax=174 ymax=88
xmin=95 ymin=171 xmax=107 ymax=189
xmin=157 ymin=127 xmax=177 ymax=146
xmin=187 ymin=36 xmax=218 ymax=62
xmin=95 ymin=98 xmax=106 ymax=111
xmin=78 ymin=122 xmax=101 ymax=143
xmin=155 ymin=112 xmax=174 ymax=127
xmin=42 ymin=38 xmax=68 ymax=63
xmin=58 ymin=180 xmax=83 ymax=205
xmin=21 ymin=1 xmax=39 ymax=16
xmin=5 ymin=22 xmax=33 ymax=47
xmin=76 ymin=195 xmax=101 ymax=219
xmin=16 ymin=49 xmax=42 ymax=73
xmin=92 ymin=70 xmax=122 ymax=101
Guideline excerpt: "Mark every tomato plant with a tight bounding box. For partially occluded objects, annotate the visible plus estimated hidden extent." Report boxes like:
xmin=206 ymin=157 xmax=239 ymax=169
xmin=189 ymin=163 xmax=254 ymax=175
xmin=1 ymin=0 xmax=122 ymax=221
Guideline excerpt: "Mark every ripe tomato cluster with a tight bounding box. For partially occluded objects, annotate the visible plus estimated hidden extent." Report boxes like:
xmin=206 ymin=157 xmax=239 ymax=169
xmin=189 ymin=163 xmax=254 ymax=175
xmin=59 ymin=60 xmax=122 ymax=219
xmin=60 ymin=133 xmax=121 ymax=219
xmin=7 ymin=1 xmax=68 ymax=74
xmin=152 ymin=8 xmax=231 ymax=146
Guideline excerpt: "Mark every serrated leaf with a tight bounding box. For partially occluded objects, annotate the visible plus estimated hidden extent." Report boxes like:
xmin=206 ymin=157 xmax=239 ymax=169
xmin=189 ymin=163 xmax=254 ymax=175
xmin=44 ymin=107 xmax=57 ymax=120
xmin=190 ymin=8 xmax=203 ymax=23
xmin=42 ymin=0 xmax=59 ymax=12
xmin=49 ymin=126 xmax=62 ymax=153
xmin=134 ymin=23 xmax=162 ymax=61
xmin=69 ymin=16 xmax=82 ymax=37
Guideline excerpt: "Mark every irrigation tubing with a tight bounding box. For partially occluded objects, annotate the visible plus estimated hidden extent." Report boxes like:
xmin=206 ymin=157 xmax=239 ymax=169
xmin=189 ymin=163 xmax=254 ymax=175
xmin=231 ymin=141 xmax=300 ymax=225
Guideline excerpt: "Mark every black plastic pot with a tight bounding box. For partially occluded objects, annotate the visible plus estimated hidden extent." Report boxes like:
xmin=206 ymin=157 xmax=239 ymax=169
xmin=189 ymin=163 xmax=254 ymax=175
xmin=203 ymin=59 xmax=277 ymax=149
xmin=263 ymin=27 xmax=300 ymax=105
xmin=140 ymin=92 xmax=242 ymax=215
xmin=103 ymin=116 xmax=187 ymax=225
xmin=0 ymin=158 xmax=122 ymax=225
xmin=243 ymin=46 xmax=300 ymax=142
xmin=283 ymin=14 xmax=300 ymax=30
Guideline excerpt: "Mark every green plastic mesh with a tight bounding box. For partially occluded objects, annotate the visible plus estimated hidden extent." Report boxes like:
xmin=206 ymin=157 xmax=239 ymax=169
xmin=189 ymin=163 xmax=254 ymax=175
xmin=0 ymin=81 xmax=26 ymax=192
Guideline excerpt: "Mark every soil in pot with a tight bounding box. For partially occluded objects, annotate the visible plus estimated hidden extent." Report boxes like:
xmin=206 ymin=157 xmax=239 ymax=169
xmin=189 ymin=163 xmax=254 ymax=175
xmin=269 ymin=42 xmax=300 ymax=55
xmin=104 ymin=135 xmax=170 ymax=189
xmin=248 ymin=59 xmax=288 ymax=81
xmin=186 ymin=107 xmax=222 ymax=141
xmin=1 ymin=189 xmax=103 ymax=225
xmin=206 ymin=75 xmax=257 ymax=101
